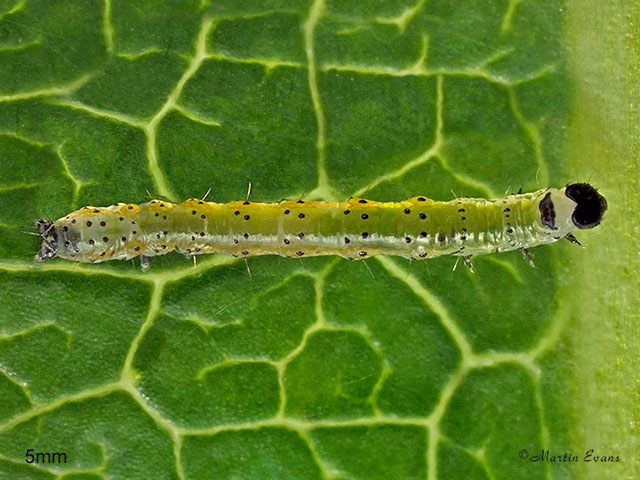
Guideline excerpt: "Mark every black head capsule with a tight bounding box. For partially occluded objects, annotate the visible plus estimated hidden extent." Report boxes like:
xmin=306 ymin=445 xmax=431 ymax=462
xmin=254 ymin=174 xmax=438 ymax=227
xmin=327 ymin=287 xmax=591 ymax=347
xmin=565 ymin=183 xmax=607 ymax=229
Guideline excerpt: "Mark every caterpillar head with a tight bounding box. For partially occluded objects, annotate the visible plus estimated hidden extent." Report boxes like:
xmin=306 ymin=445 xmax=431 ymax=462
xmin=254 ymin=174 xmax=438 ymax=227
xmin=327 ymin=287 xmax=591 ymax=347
xmin=565 ymin=183 xmax=607 ymax=229
xmin=538 ymin=183 xmax=607 ymax=233
xmin=34 ymin=219 xmax=58 ymax=262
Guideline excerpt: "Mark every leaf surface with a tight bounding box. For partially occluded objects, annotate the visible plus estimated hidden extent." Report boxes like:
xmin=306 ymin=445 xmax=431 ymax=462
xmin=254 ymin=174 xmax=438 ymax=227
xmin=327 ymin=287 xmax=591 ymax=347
xmin=0 ymin=0 xmax=636 ymax=479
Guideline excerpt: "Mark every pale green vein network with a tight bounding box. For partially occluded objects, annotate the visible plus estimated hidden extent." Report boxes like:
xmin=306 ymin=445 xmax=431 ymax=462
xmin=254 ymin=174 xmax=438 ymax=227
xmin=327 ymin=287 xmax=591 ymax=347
xmin=0 ymin=256 xmax=568 ymax=480
xmin=303 ymin=0 xmax=337 ymax=202
xmin=0 ymin=3 xmax=571 ymax=479
xmin=56 ymin=143 xmax=95 ymax=208
xmin=0 ymin=0 xmax=25 ymax=20
xmin=102 ymin=0 xmax=114 ymax=54
xmin=0 ymin=73 xmax=95 ymax=103
xmin=376 ymin=0 xmax=426 ymax=33
xmin=144 ymin=16 xmax=217 ymax=201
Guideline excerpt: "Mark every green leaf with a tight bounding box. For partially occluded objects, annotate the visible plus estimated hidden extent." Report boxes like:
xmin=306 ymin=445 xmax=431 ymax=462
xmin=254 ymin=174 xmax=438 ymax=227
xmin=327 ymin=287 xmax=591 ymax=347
xmin=1 ymin=0 xmax=637 ymax=478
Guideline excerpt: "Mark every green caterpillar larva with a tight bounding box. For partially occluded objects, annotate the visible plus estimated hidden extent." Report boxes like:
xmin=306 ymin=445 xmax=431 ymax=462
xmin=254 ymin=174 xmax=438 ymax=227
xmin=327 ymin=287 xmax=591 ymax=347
xmin=35 ymin=183 xmax=606 ymax=271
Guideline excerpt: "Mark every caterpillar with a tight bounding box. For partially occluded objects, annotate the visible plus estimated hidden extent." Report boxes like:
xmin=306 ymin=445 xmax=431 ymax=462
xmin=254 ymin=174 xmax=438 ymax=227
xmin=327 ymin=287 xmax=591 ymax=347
xmin=34 ymin=183 xmax=606 ymax=271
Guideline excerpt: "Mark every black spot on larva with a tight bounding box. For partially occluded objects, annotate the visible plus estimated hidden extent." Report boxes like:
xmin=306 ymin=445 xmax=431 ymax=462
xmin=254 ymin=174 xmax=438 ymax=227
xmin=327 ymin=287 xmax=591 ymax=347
xmin=461 ymin=216 xmax=467 ymax=221
xmin=62 ymin=226 xmax=68 ymax=232
xmin=93 ymin=209 xmax=100 ymax=213
xmin=134 ymin=246 xmax=140 ymax=251
xmin=419 ymin=231 xmax=427 ymax=238
xmin=191 ymin=235 xmax=195 ymax=241
xmin=64 ymin=241 xmax=70 ymax=247
xmin=195 ymin=248 xmax=201 ymax=252
xmin=151 ymin=201 xmax=156 ymax=204
xmin=89 ymin=239 xmax=95 ymax=245
xmin=186 ymin=248 xmax=192 ymax=253
xmin=132 ymin=231 xmax=137 ymax=235
xmin=86 ymin=221 xmax=92 ymax=227
xmin=100 ymin=221 xmax=106 ymax=227
xmin=242 ymin=250 xmax=249 ymax=255
xmin=163 ymin=231 xmax=168 ymax=235
xmin=244 ymin=215 xmax=250 ymax=220
xmin=404 ymin=208 xmax=411 ymax=214
xmin=200 ymin=232 xmax=205 ymax=237
xmin=298 ymin=213 xmax=305 ymax=219
xmin=298 ymin=232 xmax=305 ymax=239
xmin=200 ymin=214 xmax=205 ymax=219
xmin=539 ymin=192 xmax=557 ymax=230
xmin=243 ymin=201 xmax=250 ymax=205
xmin=417 ymin=197 xmax=426 ymax=202
xmin=359 ymin=251 xmax=367 ymax=257
xmin=131 ymin=220 xmax=135 ymax=224
xmin=233 ymin=238 xmax=239 ymax=244
xmin=71 ymin=219 xmax=76 ymax=224
xmin=458 ymin=208 xmax=465 ymax=213
xmin=297 ymin=200 xmax=304 ymax=204
xmin=155 ymin=212 xmax=159 ymax=217
xmin=284 ymin=209 xmax=290 ymax=215
xmin=296 ymin=251 xmax=304 ymax=256
xmin=128 ymin=205 xmax=133 ymax=210
xmin=154 ymin=249 xmax=159 ymax=253
xmin=103 ymin=236 xmax=108 ymax=242
xmin=344 ymin=237 xmax=351 ymax=244
xmin=344 ymin=209 xmax=351 ymax=215
xmin=100 ymin=251 xmax=106 ymax=256
xmin=234 ymin=210 xmax=240 ymax=216
xmin=405 ymin=237 xmax=412 ymax=243
xmin=160 ymin=203 xmax=165 ymax=207
xmin=507 ymin=227 xmax=514 ymax=234
xmin=161 ymin=245 xmax=167 ymax=249
xmin=121 ymin=237 xmax=126 ymax=242
xmin=284 ymin=238 xmax=290 ymax=245
xmin=419 ymin=252 xmax=427 ymax=258
xmin=362 ymin=232 xmax=369 ymax=238
xmin=198 ymin=201 xmax=203 ymax=205
xmin=461 ymin=235 xmax=467 ymax=240
xmin=503 ymin=208 xmax=511 ymax=212
xmin=243 ymin=233 xmax=249 ymax=239
xmin=361 ymin=213 xmax=369 ymax=220
xmin=438 ymin=233 xmax=446 ymax=242
xmin=461 ymin=227 xmax=467 ymax=233
xmin=119 ymin=217 xmax=124 ymax=221
xmin=156 ymin=233 xmax=161 ymax=239
xmin=192 ymin=210 xmax=197 ymax=215
xmin=419 ymin=213 xmax=427 ymax=220
xmin=163 ymin=215 xmax=168 ymax=220
xmin=358 ymin=199 xmax=367 ymax=204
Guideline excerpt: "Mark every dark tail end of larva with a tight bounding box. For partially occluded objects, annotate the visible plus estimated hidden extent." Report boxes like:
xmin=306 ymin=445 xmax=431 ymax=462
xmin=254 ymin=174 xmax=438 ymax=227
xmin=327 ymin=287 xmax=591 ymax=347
xmin=34 ymin=219 xmax=58 ymax=263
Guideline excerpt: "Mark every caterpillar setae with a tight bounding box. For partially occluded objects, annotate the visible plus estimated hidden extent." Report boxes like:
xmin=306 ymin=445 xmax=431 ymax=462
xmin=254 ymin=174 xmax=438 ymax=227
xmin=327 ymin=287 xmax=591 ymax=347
xmin=34 ymin=183 xmax=606 ymax=271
